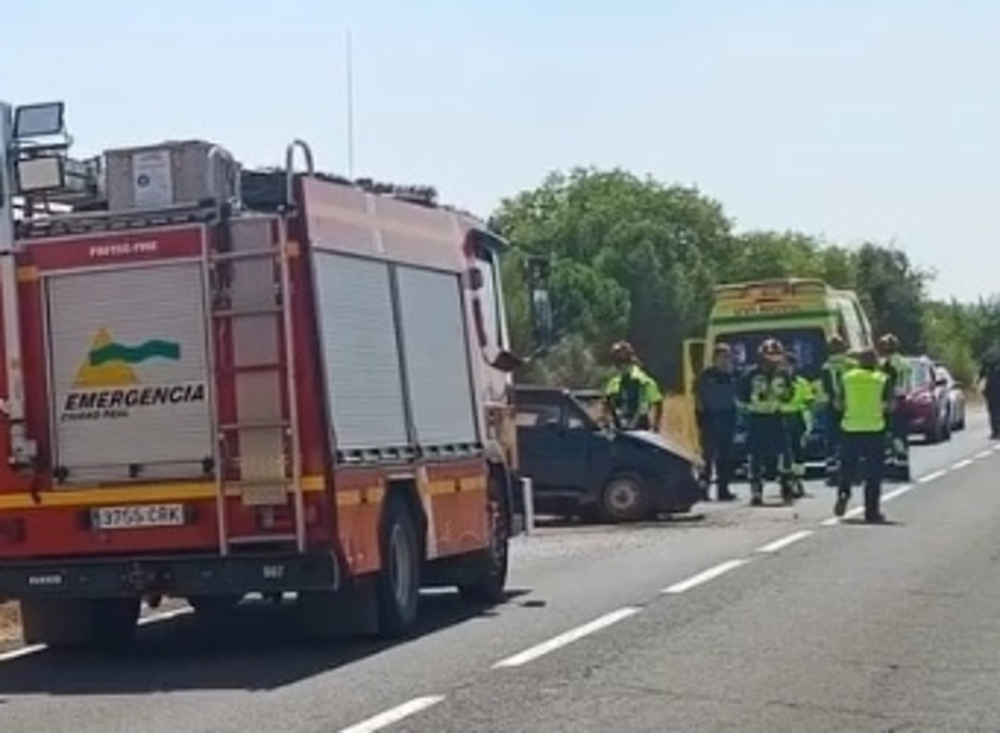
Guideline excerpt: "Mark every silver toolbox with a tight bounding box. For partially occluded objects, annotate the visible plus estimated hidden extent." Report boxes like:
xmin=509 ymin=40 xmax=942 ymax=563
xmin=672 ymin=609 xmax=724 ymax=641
xmin=104 ymin=140 xmax=238 ymax=212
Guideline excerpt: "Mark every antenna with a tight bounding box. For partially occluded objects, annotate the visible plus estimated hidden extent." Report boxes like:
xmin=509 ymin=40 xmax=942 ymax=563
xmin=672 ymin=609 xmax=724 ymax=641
xmin=346 ymin=29 xmax=355 ymax=179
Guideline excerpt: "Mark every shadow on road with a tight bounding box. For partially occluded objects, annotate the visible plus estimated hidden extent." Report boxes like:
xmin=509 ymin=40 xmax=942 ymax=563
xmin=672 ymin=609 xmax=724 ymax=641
xmin=840 ymin=517 xmax=904 ymax=527
xmin=0 ymin=588 xmax=529 ymax=696
xmin=532 ymin=512 xmax=706 ymax=531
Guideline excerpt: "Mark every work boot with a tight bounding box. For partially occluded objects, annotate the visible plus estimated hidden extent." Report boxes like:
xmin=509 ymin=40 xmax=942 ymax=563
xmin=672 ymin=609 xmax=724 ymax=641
xmin=717 ymin=485 xmax=736 ymax=501
xmin=864 ymin=511 xmax=886 ymax=523
xmin=780 ymin=478 xmax=795 ymax=505
xmin=749 ymin=482 xmax=763 ymax=506
xmin=834 ymin=491 xmax=849 ymax=517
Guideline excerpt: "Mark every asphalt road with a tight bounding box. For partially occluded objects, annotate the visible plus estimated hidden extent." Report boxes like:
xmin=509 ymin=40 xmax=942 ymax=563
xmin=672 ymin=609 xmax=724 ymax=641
xmin=0 ymin=411 xmax=996 ymax=732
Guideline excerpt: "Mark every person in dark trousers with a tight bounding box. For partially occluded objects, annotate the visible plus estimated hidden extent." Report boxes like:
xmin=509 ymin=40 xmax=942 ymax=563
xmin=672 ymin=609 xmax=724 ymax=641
xmin=695 ymin=343 xmax=738 ymax=501
xmin=876 ymin=333 xmax=911 ymax=475
xmin=816 ymin=335 xmax=855 ymax=485
xmin=781 ymin=352 xmax=814 ymax=499
xmin=738 ymin=338 xmax=796 ymax=507
xmin=978 ymin=346 xmax=1000 ymax=438
xmin=834 ymin=347 xmax=892 ymax=523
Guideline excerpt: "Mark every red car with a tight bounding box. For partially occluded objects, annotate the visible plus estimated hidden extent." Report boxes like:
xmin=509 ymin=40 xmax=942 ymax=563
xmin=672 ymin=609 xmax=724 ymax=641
xmin=899 ymin=355 xmax=952 ymax=443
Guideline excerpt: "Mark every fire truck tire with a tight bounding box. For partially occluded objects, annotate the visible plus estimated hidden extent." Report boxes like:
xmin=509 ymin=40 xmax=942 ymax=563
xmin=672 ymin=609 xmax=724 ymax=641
xmin=458 ymin=469 xmax=510 ymax=604
xmin=376 ymin=495 xmax=422 ymax=638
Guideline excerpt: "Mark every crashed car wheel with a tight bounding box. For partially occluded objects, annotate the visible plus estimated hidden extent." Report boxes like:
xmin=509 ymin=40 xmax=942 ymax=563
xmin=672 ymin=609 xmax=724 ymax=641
xmin=599 ymin=472 xmax=650 ymax=523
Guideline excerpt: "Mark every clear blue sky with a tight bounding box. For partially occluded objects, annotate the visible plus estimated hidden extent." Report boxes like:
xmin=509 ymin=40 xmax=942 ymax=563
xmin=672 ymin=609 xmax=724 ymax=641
xmin=5 ymin=1 xmax=998 ymax=302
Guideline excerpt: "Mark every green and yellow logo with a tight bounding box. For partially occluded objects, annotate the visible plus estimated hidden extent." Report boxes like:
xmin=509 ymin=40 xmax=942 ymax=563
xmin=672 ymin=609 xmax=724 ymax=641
xmin=61 ymin=328 xmax=206 ymax=421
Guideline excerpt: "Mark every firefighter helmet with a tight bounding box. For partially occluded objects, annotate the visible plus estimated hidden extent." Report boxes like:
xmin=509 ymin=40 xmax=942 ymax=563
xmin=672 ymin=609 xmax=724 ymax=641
xmin=758 ymin=338 xmax=784 ymax=361
xmin=610 ymin=340 xmax=636 ymax=364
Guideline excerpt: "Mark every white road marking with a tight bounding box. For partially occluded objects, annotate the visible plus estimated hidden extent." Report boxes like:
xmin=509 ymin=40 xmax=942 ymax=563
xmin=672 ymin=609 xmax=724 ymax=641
xmin=339 ymin=696 xmax=446 ymax=733
xmin=0 ymin=643 xmax=45 ymax=663
xmin=882 ymin=483 xmax=915 ymax=502
xmin=975 ymin=449 xmax=992 ymax=459
xmin=662 ymin=559 xmax=748 ymax=594
xmin=137 ymin=607 xmax=192 ymax=625
xmin=821 ymin=505 xmax=864 ymax=526
xmin=756 ymin=530 xmax=814 ymax=553
xmin=951 ymin=458 xmax=973 ymax=471
xmin=918 ymin=469 xmax=947 ymax=483
xmin=492 ymin=607 xmax=640 ymax=668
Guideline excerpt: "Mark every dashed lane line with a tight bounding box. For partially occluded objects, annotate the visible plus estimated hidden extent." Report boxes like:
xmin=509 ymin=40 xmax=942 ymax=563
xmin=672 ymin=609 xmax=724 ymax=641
xmin=341 ymin=443 xmax=999 ymax=728
xmin=338 ymin=696 xmax=446 ymax=733
xmin=492 ymin=606 xmax=641 ymax=668
xmin=662 ymin=558 xmax=748 ymax=594
xmin=882 ymin=483 xmax=916 ymax=502
xmin=755 ymin=530 xmax=814 ymax=553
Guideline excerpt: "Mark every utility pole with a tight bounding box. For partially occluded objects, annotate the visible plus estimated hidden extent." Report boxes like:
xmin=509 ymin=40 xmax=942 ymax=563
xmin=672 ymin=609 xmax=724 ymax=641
xmin=346 ymin=29 xmax=355 ymax=179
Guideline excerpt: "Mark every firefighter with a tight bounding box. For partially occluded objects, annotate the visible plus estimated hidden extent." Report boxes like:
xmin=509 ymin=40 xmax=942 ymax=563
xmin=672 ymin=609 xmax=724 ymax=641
xmin=834 ymin=347 xmax=892 ymax=522
xmin=694 ymin=343 xmax=738 ymax=501
xmin=604 ymin=341 xmax=663 ymax=431
xmin=781 ymin=352 xmax=814 ymax=498
xmin=875 ymin=333 xmax=911 ymax=475
xmin=738 ymin=338 xmax=797 ymax=506
xmin=815 ymin=335 xmax=856 ymax=484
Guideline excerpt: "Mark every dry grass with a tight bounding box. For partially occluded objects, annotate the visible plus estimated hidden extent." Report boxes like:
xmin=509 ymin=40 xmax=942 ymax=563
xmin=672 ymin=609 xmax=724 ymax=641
xmin=0 ymin=602 xmax=20 ymax=643
xmin=660 ymin=393 xmax=699 ymax=455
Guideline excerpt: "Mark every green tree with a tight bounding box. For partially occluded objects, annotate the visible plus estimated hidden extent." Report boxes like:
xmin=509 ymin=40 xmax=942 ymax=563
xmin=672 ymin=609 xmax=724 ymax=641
xmin=853 ymin=243 xmax=929 ymax=350
xmin=493 ymin=166 xmax=991 ymax=397
xmin=493 ymin=167 xmax=732 ymax=389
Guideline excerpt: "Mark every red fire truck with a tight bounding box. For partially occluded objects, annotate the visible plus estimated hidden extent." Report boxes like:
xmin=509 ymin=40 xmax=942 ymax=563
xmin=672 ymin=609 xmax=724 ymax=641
xmin=0 ymin=101 xmax=549 ymax=647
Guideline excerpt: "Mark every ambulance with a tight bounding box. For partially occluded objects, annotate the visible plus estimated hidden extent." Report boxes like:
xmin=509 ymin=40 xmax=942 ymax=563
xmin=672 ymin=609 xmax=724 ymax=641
xmin=681 ymin=278 xmax=875 ymax=476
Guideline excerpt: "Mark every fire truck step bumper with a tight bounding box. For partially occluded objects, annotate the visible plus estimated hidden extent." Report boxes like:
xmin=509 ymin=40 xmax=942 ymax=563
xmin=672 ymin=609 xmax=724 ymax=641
xmin=0 ymin=551 xmax=340 ymax=602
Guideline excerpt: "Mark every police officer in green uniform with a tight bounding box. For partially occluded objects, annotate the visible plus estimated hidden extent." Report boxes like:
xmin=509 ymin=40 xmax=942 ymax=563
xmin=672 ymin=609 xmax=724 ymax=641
xmin=738 ymin=338 xmax=796 ymax=506
xmin=876 ymin=333 xmax=911 ymax=479
xmin=780 ymin=352 xmax=814 ymax=499
xmin=814 ymin=335 xmax=857 ymax=485
xmin=834 ymin=347 xmax=892 ymax=522
xmin=604 ymin=341 xmax=663 ymax=431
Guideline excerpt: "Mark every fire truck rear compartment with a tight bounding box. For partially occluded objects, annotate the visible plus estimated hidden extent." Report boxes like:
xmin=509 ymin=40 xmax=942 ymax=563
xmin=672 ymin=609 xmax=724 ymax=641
xmin=45 ymin=260 xmax=215 ymax=484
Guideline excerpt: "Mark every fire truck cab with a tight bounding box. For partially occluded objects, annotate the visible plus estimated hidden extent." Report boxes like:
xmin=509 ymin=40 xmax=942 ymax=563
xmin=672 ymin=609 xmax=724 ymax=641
xmin=0 ymin=100 xmax=551 ymax=647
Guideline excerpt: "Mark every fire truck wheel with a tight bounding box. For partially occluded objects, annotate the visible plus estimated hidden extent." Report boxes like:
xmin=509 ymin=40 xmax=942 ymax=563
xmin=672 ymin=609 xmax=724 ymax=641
xmin=599 ymin=472 xmax=651 ymax=523
xmin=376 ymin=495 xmax=421 ymax=638
xmin=458 ymin=470 xmax=510 ymax=604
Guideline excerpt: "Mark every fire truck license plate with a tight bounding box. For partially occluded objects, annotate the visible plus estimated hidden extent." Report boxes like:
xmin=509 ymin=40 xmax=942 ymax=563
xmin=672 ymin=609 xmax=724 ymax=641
xmin=91 ymin=504 xmax=185 ymax=530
